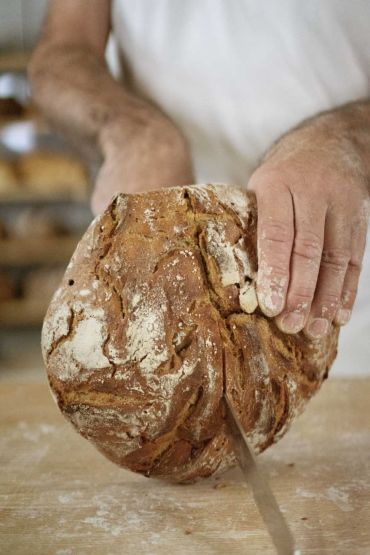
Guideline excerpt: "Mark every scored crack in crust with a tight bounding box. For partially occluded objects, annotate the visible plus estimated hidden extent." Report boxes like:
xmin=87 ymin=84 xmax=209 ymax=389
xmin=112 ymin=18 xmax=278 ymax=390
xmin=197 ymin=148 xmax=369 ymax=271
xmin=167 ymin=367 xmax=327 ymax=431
xmin=42 ymin=184 xmax=339 ymax=483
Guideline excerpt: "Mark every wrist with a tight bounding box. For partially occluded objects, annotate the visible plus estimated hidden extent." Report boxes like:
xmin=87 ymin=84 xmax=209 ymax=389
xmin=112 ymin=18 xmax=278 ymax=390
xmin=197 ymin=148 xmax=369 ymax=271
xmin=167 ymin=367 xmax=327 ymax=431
xmin=306 ymin=108 xmax=370 ymax=192
xmin=98 ymin=98 xmax=188 ymax=158
xmin=98 ymin=99 xmax=153 ymax=156
xmin=265 ymin=107 xmax=368 ymax=183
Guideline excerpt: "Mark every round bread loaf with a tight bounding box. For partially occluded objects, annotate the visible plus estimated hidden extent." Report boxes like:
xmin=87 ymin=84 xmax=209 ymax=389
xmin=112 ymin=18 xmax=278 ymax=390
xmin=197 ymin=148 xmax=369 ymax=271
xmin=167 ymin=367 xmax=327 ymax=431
xmin=42 ymin=184 xmax=338 ymax=482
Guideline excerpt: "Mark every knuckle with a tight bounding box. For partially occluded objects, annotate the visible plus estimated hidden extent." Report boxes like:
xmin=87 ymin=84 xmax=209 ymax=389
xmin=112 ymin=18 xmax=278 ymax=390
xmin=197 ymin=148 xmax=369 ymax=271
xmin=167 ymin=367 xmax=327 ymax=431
xmin=318 ymin=293 xmax=341 ymax=317
xmin=260 ymin=219 xmax=294 ymax=246
xmin=347 ymin=259 xmax=362 ymax=274
xmin=320 ymin=291 xmax=341 ymax=306
xmin=342 ymin=287 xmax=357 ymax=307
xmin=287 ymin=288 xmax=314 ymax=310
xmin=249 ymin=169 xmax=282 ymax=191
xmin=258 ymin=262 xmax=289 ymax=286
xmin=267 ymin=268 xmax=290 ymax=287
xmin=293 ymin=230 xmax=323 ymax=262
xmin=321 ymin=248 xmax=351 ymax=273
xmin=258 ymin=254 xmax=290 ymax=280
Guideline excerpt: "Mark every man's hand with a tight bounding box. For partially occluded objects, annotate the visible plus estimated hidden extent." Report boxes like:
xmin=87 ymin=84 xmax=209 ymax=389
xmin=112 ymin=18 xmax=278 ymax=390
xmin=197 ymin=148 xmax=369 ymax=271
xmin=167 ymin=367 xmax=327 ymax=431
xmin=249 ymin=108 xmax=369 ymax=338
xmin=92 ymin=105 xmax=193 ymax=214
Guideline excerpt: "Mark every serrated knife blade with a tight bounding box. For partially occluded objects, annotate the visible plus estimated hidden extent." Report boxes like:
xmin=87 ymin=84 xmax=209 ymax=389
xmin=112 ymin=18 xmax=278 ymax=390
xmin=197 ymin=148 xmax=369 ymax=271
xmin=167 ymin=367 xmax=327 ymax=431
xmin=224 ymin=392 xmax=300 ymax=555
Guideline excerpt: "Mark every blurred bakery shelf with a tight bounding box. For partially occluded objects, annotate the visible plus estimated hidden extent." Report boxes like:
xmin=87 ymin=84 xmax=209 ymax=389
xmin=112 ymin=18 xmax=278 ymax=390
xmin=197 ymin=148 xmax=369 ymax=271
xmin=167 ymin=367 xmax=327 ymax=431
xmin=0 ymin=235 xmax=80 ymax=265
xmin=0 ymin=190 xmax=88 ymax=204
xmin=0 ymin=56 xmax=93 ymax=332
xmin=0 ymin=52 xmax=30 ymax=73
xmin=0 ymin=298 xmax=48 ymax=327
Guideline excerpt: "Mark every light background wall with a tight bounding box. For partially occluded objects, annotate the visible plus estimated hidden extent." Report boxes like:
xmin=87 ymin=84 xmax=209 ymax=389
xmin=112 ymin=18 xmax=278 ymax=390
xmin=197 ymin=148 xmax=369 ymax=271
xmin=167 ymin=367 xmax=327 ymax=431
xmin=0 ymin=0 xmax=120 ymax=76
xmin=0 ymin=0 xmax=48 ymax=51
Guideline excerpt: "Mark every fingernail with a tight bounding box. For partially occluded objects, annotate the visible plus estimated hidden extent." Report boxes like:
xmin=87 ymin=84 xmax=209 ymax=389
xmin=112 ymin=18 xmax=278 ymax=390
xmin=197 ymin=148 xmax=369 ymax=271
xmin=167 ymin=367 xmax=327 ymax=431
xmin=336 ymin=308 xmax=351 ymax=326
xmin=307 ymin=318 xmax=329 ymax=338
xmin=258 ymin=289 xmax=285 ymax=316
xmin=280 ymin=312 xmax=305 ymax=333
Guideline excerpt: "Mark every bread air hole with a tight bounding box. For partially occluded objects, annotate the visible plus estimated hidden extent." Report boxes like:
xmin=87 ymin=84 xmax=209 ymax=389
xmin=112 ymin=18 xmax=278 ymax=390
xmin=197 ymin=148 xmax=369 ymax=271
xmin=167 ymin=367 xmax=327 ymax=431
xmin=68 ymin=279 xmax=74 ymax=286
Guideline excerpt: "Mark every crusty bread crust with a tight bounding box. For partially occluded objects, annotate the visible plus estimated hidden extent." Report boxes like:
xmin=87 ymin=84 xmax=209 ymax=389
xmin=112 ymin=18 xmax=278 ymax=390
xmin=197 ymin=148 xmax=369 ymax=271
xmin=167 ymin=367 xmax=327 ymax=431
xmin=42 ymin=184 xmax=338 ymax=482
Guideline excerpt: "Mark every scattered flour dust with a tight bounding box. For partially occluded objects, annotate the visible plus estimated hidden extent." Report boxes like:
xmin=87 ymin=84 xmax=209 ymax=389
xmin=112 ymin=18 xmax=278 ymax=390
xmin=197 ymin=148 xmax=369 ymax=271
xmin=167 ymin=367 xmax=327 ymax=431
xmin=58 ymin=491 xmax=83 ymax=505
xmin=189 ymin=184 xmax=214 ymax=210
xmin=41 ymin=304 xmax=71 ymax=359
xmin=210 ymin=183 xmax=250 ymax=225
xmin=108 ymin=287 xmax=168 ymax=376
xmin=205 ymin=220 xmax=257 ymax=314
xmin=106 ymin=286 xmax=201 ymax=418
xmin=233 ymin=238 xmax=255 ymax=279
xmin=107 ymin=285 xmax=199 ymax=404
xmin=68 ymin=316 xmax=109 ymax=369
xmin=16 ymin=421 xmax=57 ymax=442
xmin=296 ymin=486 xmax=354 ymax=512
xmin=79 ymin=289 xmax=91 ymax=297
xmin=83 ymin=513 xmax=124 ymax=538
xmin=0 ymin=421 xmax=54 ymax=464
xmin=143 ymin=206 xmax=157 ymax=232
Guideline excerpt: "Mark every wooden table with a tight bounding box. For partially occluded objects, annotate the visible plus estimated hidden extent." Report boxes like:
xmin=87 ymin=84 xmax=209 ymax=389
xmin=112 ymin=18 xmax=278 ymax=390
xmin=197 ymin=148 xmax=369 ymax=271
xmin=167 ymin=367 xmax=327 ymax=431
xmin=1 ymin=379 xmax=369 ymax=555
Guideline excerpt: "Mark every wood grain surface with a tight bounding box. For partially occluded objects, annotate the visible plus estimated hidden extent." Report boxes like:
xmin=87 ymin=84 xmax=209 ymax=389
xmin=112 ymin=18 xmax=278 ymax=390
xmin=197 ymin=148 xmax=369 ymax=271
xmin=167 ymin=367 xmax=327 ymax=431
xmin=0 ymin=379 xmax=369 ymax=555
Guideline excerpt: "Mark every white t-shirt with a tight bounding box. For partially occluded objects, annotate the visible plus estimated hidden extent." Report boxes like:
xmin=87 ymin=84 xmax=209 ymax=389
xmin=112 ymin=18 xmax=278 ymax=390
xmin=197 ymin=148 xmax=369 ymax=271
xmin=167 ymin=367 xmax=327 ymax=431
xmin=112 ymin=0 xmax=370 ymax=376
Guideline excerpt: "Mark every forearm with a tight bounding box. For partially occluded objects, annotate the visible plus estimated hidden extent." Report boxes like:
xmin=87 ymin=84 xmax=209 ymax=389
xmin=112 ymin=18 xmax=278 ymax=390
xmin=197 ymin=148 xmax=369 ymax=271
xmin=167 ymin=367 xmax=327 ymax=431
xmin=28 ymin=41 xmax=182 ymax=157
xmin=28 ymin=0 xmax=193 ymax=214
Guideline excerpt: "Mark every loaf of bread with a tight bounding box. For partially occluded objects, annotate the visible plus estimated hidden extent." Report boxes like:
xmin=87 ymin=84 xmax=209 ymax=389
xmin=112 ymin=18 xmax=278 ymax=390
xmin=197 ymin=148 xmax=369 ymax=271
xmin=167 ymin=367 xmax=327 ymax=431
xmin=0 ymin=159 xmax=19 ymax=193
xmin=17 ymin=151 xmax=88 ymax=196
xmin=42 ymin=184 xmax=338 ymax=482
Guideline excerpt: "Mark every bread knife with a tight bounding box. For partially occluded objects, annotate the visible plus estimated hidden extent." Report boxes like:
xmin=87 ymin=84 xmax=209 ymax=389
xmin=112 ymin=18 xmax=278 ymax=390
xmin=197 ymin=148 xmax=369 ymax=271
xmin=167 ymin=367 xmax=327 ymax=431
xmin=224 ymin=392 xmax=300 ymax=555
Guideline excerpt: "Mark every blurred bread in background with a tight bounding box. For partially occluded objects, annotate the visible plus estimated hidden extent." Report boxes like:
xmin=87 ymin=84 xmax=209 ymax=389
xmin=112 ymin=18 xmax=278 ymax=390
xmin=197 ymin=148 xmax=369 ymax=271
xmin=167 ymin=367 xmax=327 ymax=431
xmin=0 ymin=271 xmax=15 ymax=301
xmin=0 ymin=97 xmax=24 ymax=120
xmin=10 ymin=207 xmax=67 ymax=239
xmin=17 ymin=151 xmax=88 ymax=196
xmin=0 ymin=87 xmax=91 ymax=329
xmin=0 ymin=98 xmax=44 ymax=128
xmin=0 ymin=218 xmax=7 ymax=239
xmin=0 ymin=159 xmax=19 ymax=193
xmin=21 ymin=103 xmax=48 ymax=131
